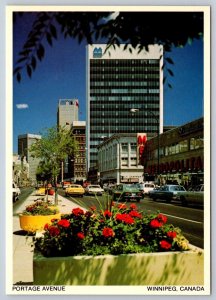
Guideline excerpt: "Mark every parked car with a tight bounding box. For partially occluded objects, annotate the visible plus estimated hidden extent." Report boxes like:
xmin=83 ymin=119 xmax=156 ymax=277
xmin=135 ymin=182 xmax=155 ymax=195
xmin=12 ymin=182 xmax=21 ymax=202
xmin=112 ymin=184 xmax=143 ymax=202
xmin=176 ymin=184 xmax=204 ymax=207
xmin=35 ymin=187 xmax=46 ymax=196
xmin=148 ymin=186 xmax=161 ymax=198
xmin=85 ymin=185 xmax=104 ymax=196
xmin=150 ymin=184 xmax=186 ymax=202
xmin=62 ymin=181 xmax=71 ymax=189
xmin=65 ymin=184 xmax=85 ymax=197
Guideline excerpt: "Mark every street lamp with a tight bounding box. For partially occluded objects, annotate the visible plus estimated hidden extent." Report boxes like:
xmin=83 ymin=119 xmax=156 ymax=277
xmin=129 ymin=108 xmax=160 ymax=180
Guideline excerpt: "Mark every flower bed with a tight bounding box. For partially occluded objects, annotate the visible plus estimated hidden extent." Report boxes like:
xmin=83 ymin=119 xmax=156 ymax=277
xmin=19 ymin=200 xmax=60 ymax=233
xmin=33 ymin=203 xmax=204 ymax=285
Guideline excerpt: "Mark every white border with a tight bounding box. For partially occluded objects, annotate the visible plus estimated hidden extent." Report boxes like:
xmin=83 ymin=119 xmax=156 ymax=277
xmin=1 ymin=1 xmax=213 ymax=298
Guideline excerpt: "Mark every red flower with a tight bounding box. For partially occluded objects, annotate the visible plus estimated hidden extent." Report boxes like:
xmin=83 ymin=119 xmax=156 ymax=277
xmin=57 ymin=219 xmax=70 ymax=228
xmin=72 ymin=208 xmax=84 ymax=216
xmin=150 ymin=219 xmax=163 ymax=228
xmin=102 ymin=227 xmax=115 ymax=238
xmin=44 ymin=223 xmax=49 ymax=230
xmin=104 ymin=210 xmax=112 ymax=218
xmin=116 ymin=213 xmax=135 ymax=224
xmin=130 ymin=203 xmax=137 ymax=210
xmin=157 ymin=213 xmax=167 ymax=224
xmin=167 ymin=231 xmax=177 ymax=239
xmin=129 ymin=210 xmax=142 ymax=218
xmin=118 ymin=204 xmax=127 ymax=210
xmin=160 ymin=240 xmax=172 ymax=250
xmin=77 ymin=232 xmax=85 ymax=239
xmin=48 ymin=226 xmax=60 ymax=236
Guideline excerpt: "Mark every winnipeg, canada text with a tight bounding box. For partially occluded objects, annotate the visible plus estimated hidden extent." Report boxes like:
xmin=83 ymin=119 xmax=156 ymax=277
xmin=12 ymin=285 xmax=205 ymax=293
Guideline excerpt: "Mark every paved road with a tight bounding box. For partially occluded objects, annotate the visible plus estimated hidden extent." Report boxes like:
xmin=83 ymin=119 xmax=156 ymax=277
xmin=58 ymin=189 xmax=204 ymax=249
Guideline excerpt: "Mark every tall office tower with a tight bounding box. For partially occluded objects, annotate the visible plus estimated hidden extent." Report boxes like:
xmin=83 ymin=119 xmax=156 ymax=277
xmin=18 ymin=134 xmax=41 ymax=184
xmin=86 ymin=44 xmax=163 ymax=169
xmin=57 ymin=99 xmax=79 ymax=128
xmin=70 ymin=121 xmax=87 ymax=183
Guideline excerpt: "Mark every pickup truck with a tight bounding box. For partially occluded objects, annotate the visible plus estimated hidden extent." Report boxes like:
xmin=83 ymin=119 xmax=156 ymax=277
xmin=176 ymin=184 xmax=204 ymax=207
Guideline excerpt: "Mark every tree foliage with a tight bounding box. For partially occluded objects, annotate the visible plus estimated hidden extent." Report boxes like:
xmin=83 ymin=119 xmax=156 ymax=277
xmin=14 ymin=11 xmax=203 ymax=82
xmin=29 ymin=126 xmax=78 ymax=183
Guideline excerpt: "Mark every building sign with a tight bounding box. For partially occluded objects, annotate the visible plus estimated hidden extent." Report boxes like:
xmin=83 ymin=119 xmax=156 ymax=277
xmin=93 ymin=47 xmax=103 ymax=58
xmin=137 ymin=133 xmax=147 ymax=165
xmin=147 ymin=156 xmax=203 ymax=175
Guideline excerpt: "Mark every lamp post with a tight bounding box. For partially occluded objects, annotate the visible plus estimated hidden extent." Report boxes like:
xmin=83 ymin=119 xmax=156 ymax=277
xmin=129 ymin=108 xmax=160 ymax=181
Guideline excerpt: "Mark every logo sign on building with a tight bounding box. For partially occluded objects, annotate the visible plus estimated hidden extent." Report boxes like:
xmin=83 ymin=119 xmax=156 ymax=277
xmin=93 ymin=47 xmax=103 ymax=58
xmin=137 ymin=133 xmax=147 ymax=165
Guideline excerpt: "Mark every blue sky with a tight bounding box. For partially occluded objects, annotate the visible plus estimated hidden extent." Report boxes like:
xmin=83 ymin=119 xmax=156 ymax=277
xmin=13 ymin=12 xmax=204 ymax=153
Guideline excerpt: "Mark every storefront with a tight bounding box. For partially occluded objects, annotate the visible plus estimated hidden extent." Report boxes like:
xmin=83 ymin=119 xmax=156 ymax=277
xmin=142 ymin=117 xmax=204 ymax=188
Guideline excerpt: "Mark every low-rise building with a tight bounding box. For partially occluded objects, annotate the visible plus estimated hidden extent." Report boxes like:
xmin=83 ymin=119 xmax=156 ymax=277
xmin=98 ymin=133 xmax=144 ymax=184
xmin=142 ymin=117 xmax=204 ymax=188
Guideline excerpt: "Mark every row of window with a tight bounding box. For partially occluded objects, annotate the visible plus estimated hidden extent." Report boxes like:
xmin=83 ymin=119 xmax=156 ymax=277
xmin=90 ymin=68 xmax=159 ymax=74
xmin=90 ymin=96 xmax=159 ymax=102
xmin=90 ymin=59 xmax=159 ymax=65
xmin=90 ymin=88 xmax=160 ymax=94
xmin=148 ymin=136 xmax=204 ymax=160
xmin=90 ymin=81 xmax=159 ymax=87
xmin=90 ymin=74 xmax=160 ymax=79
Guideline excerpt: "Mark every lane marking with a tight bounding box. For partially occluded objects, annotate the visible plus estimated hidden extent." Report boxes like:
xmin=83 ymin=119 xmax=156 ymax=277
xmin=164 ymin=213 xmax=203 ymax=224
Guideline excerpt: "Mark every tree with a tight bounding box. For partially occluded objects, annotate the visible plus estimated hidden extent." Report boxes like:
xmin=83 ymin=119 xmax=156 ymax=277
xmin=29 ymin=126 xmax=79 ymax=204
xmin=14 ymin=10 xmax=204 ymax=85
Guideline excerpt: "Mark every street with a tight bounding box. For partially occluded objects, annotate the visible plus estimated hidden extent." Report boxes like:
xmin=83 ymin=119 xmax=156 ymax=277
xmin=58 ymin=189 xmax=204 ymax=249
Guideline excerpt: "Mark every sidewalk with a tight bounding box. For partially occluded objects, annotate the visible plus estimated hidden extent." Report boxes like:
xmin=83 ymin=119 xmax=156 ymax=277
xmin=13 ymin=191 xmax=85 ymax=285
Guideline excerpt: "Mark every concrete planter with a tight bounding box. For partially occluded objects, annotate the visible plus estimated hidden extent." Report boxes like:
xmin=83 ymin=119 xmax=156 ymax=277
xmin=33 ymin=245 xmax=204 ymax=285
xmin=19 ymin=212 xmax=61 ymax=233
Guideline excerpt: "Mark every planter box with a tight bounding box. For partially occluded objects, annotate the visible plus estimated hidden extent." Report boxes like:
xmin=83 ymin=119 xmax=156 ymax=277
xmin=33 ymin=245 xmax=204 ymax=285
xmin=19 ymin=213 xmax=61 ymax=233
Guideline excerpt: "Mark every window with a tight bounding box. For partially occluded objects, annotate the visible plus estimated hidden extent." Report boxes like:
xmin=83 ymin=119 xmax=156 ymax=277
xmin=190 ymin=137 xmax=204 ymax=150
xmin=130 ymin=157 xmax=137 ymax=166
xmin=121 ymin=143 xmax=128 ymax=154
xmin=130 ymin=143 xmax=137 ymax=154
xmin=121 ymin=157 xmax=128 ymax=166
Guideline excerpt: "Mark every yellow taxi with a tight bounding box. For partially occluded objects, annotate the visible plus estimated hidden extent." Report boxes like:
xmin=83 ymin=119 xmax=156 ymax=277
xmin=35 ymin=187 xmax=46 ymax=196
xmin=65 ymin=184 xmax=85 ymax=197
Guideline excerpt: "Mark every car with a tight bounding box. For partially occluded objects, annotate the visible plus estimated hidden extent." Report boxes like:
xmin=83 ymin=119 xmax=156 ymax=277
xmin=148 ymin=186 xmax=161 ymax=198
xmin=62 ymin=181 xmax=71 ymax=189
xmin=112 ymin=184 xmax=143 ymax=202
xmin=176 ymin=184 xmax=204 ymax=207
xmin=85 ymin=185 xmax=104 ymax=196
xmin=150 ymin=184 xmax=186 ymax=202
xmin=65 ymin=184 xmax=85 ymax=197
xmin=135 ymin=182 xmax=155 ymax=195
xmin=13 ymin=182 xmax=21 ymax=202
xmin=35 ymin=187 xmax=46 ymax=196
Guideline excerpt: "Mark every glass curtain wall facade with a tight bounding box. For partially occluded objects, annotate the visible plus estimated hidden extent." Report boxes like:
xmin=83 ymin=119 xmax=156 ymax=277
xmin=86 ymin=44 xmax=163 ymax=169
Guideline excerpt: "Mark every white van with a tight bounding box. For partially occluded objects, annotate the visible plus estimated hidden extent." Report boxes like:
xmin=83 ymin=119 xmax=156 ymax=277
xmin=137 ymin=182 xmax=155 ymax=195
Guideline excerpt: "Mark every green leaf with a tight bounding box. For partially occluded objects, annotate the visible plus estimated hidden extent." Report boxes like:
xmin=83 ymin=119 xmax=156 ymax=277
xmin=27 ymin=65 xmax=32 ymax=78
xmin=167 ymin=68 xmax=174 ymax=76
xmin=50 ymin=24 xmax=57 ymax=39
xmin=165 ymin=57 xmax=174 ymax=65
xmin=31 ymin=56 xmax=37 ymax=70
xmin=16 ymin=72 xmax=21 ymax=83
xmin=46 ymin=32 xmax=53 ymax=46
xmin=13 ymin=66 xmax=21 ymax=75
